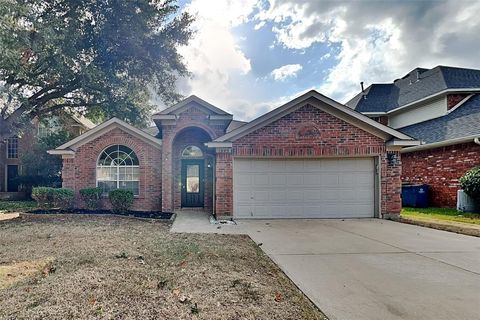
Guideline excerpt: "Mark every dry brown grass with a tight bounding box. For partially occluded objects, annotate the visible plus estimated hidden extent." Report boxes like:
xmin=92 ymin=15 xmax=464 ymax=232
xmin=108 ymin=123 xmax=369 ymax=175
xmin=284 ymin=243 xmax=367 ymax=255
xmin=0 ymin=214 xmax=326 ymax=320
xmin=0 ymin=257 xmax=54 ymax=290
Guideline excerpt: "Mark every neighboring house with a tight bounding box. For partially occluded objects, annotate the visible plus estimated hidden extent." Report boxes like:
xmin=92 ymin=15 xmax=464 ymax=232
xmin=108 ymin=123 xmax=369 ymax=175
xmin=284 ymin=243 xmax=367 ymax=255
xmin=49 ymin=91 xmax=418 ymax=218
xmin=347 ymin=65 xmax=480 ymax=207
xmin=0 ymin=113 xmax=95 ymax=198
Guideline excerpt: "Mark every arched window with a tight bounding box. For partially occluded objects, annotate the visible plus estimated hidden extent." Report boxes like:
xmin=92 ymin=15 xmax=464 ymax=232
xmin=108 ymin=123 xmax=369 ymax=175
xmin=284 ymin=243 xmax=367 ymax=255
xmin=97 ymin=145 xmax=139 ymax=195
xmin=181 ymin=145 xmax=203 ymax=158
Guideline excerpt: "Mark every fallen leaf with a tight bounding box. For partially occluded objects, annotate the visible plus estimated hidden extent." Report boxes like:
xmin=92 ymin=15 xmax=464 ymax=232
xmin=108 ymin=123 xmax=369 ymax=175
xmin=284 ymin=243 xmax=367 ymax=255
xmin=172 ymin=289 xmax=180 ymax=296
xmin=274 ymin=292 xmax=283 ymax=302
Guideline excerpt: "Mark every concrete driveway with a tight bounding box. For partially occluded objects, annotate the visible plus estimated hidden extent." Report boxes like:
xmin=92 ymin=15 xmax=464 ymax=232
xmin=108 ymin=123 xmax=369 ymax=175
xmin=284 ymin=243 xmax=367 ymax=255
xmin=240 ymin=219 xmax=480 ymax=320
xmin=172 ymin=215 xmax=480 ymax=320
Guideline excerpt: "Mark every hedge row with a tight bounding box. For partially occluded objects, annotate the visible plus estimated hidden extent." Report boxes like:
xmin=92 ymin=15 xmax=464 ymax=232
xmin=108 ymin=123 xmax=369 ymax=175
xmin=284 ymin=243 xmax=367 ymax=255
xmin=31 ymin=187 xmax=134 ymax=213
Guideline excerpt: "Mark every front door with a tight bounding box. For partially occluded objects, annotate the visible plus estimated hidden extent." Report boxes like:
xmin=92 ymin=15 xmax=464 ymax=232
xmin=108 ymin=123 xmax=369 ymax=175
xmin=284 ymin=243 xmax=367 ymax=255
xmin=6 ymin=165 xmax=19 ymax=192
xmin=181 ymin=160 xmax=204 ymax=207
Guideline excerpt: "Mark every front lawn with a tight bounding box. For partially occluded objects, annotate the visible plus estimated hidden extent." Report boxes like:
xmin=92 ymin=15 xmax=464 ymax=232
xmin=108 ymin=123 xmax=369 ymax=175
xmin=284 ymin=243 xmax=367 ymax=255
xmin=0 ymin=200 xmax=37 ymax=212
xmin=0 ymin=214 xmax=325 ymax=319
xmin=401 ymin=207 xmax=480 ymax=225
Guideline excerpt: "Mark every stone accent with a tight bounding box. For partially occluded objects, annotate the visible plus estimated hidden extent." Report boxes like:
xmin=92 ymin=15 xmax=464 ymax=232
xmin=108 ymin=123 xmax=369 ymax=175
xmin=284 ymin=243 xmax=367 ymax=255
xmin=402 ymin=142 xmax=480 ymax=207
xmin=214 ymin=104 xmax=401 ymax=218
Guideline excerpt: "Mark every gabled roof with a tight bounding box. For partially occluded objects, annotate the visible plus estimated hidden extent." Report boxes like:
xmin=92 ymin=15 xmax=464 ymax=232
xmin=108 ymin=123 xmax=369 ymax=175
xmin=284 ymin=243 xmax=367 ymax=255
xmin=70 ymin=114 xmax=96 ymax=129
xmin=226 ymin=120 xmax=248 ymax=133
xmin=153 ymin=95 xmax=232 ymax=117
xmin=48 ymin=118 xmax=161 ymax=155
xmin=210 ymin=90 xmax=417 ymax=146
xmin=400 ymin=94 xmax=480 ymax=145
xmin=347 ymin=66 xmax=480 ymax=113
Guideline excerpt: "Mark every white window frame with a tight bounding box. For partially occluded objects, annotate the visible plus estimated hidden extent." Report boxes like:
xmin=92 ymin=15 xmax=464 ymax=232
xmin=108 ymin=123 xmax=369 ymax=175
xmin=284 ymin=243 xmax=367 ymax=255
xmin=96 ymin=145 xmax=140 ymax=196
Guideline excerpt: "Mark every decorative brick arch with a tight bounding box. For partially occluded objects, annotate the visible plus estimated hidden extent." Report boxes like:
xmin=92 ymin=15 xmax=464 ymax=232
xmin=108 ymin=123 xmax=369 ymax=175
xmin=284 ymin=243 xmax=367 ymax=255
xmin=90 ymin=132 xmax=147 ymax=166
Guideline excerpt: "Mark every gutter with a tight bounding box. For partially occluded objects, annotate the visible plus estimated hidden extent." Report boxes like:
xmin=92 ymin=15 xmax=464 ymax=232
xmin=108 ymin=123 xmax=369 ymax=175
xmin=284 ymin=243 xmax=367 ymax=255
xmin=401 ymin=135 xmax=480 ymax=153
xmin=386 ymin=88 xmax=480 ymax=115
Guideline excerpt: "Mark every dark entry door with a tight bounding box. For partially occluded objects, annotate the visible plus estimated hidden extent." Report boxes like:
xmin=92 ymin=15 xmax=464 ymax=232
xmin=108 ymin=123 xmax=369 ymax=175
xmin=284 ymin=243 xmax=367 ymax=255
xmin=7 ymin=165 xmax=19 ymax=192
xmin=181 ymin=160 xmax=204 ymax=207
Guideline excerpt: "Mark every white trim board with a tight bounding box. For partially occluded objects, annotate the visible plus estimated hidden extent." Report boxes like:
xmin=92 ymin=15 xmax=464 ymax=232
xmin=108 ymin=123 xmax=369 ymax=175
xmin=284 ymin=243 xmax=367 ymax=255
xmin=51 ymin=118 xmax=162 ymax=153
xmin=401 ymin=135 xmax=480 ymax=153
xmin=153 ymin=95 xmax=232 ymax=116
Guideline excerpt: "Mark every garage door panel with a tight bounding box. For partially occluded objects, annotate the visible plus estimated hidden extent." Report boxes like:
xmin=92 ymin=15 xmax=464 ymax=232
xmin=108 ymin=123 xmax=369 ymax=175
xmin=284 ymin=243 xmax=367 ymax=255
xmin=286 ymin=175 xmax=304 ymax=185
xmin=236 ymin=174 xmax=252 ymax=186
xmin=270 ymin=174 xmax=287 ymax=186
xmin=253 ymin=174 xmax=269 ymax=185
xmin=270 ymin=190 xmax=287 ymax=201
xmin=236 ymin=190 xmax=252 ymax=202
xmin=287 ymin=191 xmax=304 ymax=201
xmin=253 ymin=191 xmax=269 ymax=201
xmin=318 ymin=174 xmax=340 ymax=186
xmin=233 ymin=158 xmax=375 ymax=218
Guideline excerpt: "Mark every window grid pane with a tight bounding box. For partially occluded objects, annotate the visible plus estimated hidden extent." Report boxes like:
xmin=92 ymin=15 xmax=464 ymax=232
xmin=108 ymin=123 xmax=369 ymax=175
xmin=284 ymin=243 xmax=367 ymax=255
xmin=96 ymin=145 xmax=140 ymax=196
xmin=7 ymin=137 xmax=18 ymax=159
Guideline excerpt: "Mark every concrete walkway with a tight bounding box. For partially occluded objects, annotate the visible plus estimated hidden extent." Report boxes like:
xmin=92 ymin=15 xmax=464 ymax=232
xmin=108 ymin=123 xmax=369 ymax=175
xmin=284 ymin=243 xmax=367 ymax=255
xmin=171 ymin=212 xmax=480 ymax=320
xmin=0 ymin=213 xmax=19 ymax=221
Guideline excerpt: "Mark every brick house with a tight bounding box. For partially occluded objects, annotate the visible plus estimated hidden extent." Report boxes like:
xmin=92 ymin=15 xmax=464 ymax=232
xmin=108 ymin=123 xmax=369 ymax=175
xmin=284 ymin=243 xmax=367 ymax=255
xmin=49 ymin=90 xmax=417 ymax=218
xmin=347 ymin=66 xmax=480 ymax=207
xmin=0 ymin=113 xmax=95 ymax=199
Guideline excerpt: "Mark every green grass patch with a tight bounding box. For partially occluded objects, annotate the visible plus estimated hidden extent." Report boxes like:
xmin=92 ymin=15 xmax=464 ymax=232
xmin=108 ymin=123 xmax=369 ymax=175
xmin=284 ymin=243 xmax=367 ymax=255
xmin=401 ymin=207 xmax=480 ymax=225
xmin=0 ymin=201 xmax=37 ymax=212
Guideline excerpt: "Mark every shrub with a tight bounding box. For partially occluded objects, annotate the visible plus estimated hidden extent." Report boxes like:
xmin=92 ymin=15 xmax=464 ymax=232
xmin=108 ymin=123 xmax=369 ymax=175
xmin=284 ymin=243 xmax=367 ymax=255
xmin=51 ymin=188 xmax=75 ymax=210
xmin=109 ymin=189 xmax=134 ymax=214
xmin=460 ymin=166 xmax=480 ymax=200
xmin=79 ymin=187 xmax=103 ymax=210
xmin=31 ymin=187 xmax=54 ymax=209
xmin=31 ymin=187 xmax=74 ymax=210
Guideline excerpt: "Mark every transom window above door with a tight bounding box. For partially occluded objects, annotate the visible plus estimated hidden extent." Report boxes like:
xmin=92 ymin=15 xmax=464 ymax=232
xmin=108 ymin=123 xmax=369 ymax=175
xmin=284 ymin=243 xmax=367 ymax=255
xmin=97 ymin=145 xmax=139 ymax=195
xmin=181 ymin=145 xmax=203 ymax=158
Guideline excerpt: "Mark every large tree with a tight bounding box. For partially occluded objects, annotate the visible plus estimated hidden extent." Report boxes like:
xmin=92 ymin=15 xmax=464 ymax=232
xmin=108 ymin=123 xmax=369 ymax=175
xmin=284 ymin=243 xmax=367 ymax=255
xmin=0 ymin=0 xmax=193 ymax=139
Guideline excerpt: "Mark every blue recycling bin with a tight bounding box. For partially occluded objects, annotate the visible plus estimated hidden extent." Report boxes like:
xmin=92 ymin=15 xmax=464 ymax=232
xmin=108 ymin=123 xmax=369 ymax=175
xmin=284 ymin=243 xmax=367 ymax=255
xmin=402 ymin=184 xmax=429 ymax=208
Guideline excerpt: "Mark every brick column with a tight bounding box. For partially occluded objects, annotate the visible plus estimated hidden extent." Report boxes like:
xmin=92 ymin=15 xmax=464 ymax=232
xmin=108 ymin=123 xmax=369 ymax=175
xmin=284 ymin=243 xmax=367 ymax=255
xmin=161 ymin=136 xmax=173 ymax=212
xmin=62 ymin=157 xmax=76 ymax=189
xmin=215 ymin=149 xmax=233 ymax=218
xmin=383 ymin=151 xmax=402 ymax=218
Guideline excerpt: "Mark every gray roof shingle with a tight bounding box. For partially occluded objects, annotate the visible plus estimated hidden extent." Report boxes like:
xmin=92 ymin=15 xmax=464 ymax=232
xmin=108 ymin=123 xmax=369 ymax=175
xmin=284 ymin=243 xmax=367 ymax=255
xmin=347 ymin=66 xmax=480 ymax=113
xmin=399 ymin=94 xmax=480 ymax=144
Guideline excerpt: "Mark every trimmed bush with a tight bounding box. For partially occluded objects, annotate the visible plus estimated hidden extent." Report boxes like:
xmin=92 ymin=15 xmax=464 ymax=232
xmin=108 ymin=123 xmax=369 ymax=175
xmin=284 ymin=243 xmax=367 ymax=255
xmin=31 ymin=187 xmax=74 ymax=210
xmin=79 ymin=187 xmax=103 ymax=210
xmin=31 ymin=187 xmax=54 ymax=209
xmin=51 ymin=188 xmax=75 ymax=209
xmin=109 ymin=189 xmax=134 ymax=214
xmin=460 ymin=166 xmax=480 ymax=200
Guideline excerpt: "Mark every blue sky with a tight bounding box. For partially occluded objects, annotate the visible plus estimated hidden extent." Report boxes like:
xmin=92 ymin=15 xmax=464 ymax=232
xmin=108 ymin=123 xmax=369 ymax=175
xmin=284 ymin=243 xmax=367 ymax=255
xmin=172 ymin=0 xmax=480 ymax=121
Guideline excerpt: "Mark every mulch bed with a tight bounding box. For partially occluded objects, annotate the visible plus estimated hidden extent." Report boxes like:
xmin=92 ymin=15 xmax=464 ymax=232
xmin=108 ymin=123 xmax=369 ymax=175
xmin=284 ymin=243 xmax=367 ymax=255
xmin=26 ymin=208 xmax=174 ymax=220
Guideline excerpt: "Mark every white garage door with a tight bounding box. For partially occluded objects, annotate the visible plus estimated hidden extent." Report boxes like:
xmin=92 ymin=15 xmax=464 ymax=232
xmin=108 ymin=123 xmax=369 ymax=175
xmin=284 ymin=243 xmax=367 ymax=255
xmin=233 ymin=158 xmax=376 ymax=218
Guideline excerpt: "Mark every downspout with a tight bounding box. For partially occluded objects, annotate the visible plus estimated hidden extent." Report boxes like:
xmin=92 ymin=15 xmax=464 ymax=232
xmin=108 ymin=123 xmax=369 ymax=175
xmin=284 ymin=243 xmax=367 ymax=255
xmin=475 ymin=137 xmax=480 ymax=145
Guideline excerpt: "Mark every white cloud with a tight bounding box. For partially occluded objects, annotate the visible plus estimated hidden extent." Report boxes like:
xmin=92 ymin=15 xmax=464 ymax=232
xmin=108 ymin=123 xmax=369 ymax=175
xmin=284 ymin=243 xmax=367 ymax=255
xmin=176 ymin=0 xmax=258 ymax=111
xmin=169 ymin=0 xmax=480 ymax=120
xmin=256 ymin=0 xmax=480 ymax=102
xmin=270 ymin=64 xmax=303 ymax=81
